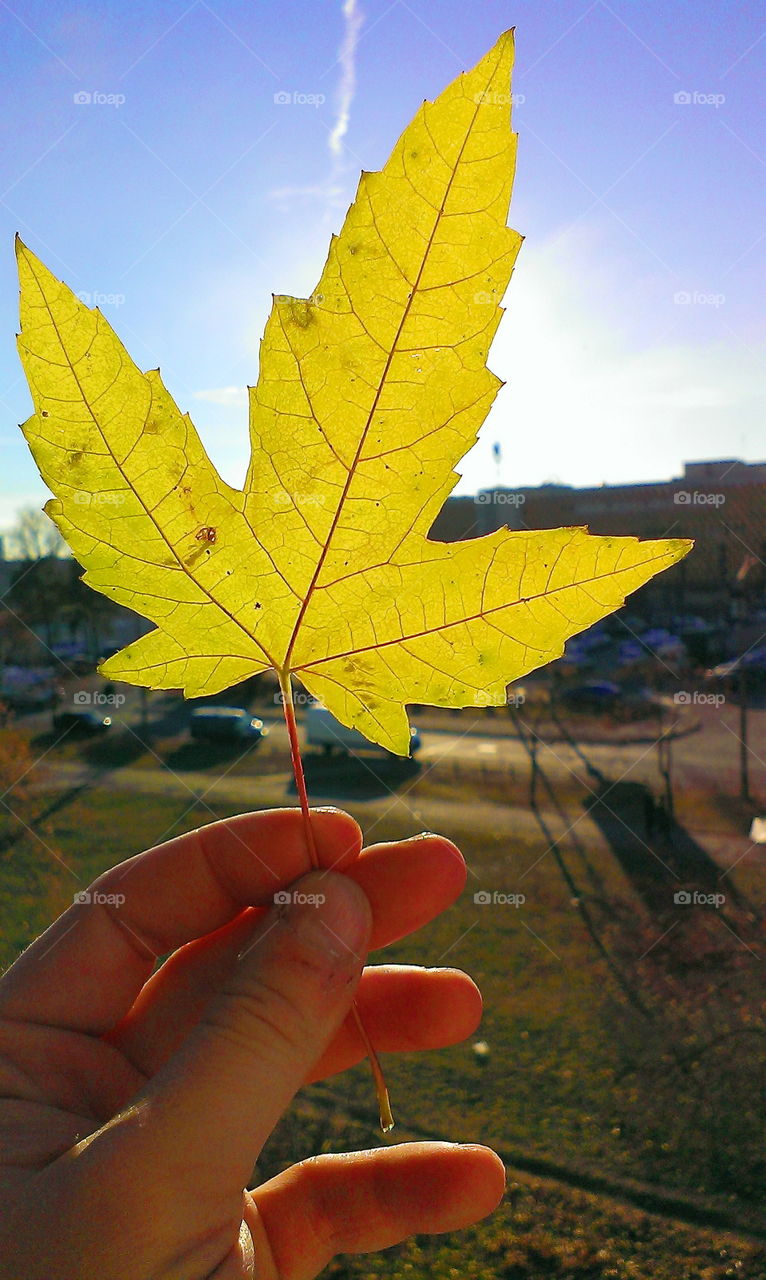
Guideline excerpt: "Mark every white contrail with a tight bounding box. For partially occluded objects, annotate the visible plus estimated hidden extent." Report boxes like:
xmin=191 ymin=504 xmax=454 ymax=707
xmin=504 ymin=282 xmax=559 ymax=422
xmin=266 ymin=0 xmax=362 ymax=214
xmin=328 ymin=0 xmax=363 ymax=158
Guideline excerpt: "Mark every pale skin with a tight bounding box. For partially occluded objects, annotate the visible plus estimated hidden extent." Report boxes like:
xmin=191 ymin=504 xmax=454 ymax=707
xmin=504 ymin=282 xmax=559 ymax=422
xmin=0 ymin=807 xmax=505 ymax=1278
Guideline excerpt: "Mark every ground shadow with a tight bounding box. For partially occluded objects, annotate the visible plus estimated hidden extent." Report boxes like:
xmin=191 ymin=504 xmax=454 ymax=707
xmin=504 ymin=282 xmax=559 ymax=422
xmin=0 ymin=781 xmax=92 ymax=854
xmin=163 ymin=738 xmax=265 ymax=773
xmin=31 ymin=728 xmax=150 ymax=771
xmin=294 ymin=750 xmax=421 ymax=800
xmin=584 ymin=779 xmax=752 ymax=923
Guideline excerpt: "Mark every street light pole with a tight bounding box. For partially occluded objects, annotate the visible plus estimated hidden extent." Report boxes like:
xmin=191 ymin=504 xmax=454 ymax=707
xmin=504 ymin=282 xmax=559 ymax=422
xmin=739 ymin=665 xmax=750 ymax=802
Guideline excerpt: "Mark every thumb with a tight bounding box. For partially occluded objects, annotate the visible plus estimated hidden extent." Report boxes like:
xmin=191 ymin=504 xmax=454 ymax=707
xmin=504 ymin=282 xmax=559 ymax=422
xmin=95 ymin=870 xmax=371 ymax=1220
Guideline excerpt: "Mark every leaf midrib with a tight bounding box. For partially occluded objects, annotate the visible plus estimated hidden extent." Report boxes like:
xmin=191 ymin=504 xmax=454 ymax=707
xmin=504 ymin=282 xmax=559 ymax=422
xmin=282 ymin=45 xmax=505 ymax=673
xmin=293 ymin=548 xmax=682 ymax=672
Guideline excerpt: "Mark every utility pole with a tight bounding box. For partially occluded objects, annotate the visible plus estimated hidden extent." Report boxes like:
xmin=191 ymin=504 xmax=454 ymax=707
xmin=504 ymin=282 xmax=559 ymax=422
xmin=739 ymin=665 xmax=750 ymax=802
xmin=657 ymin=707 xmax=675 ymax=821
xmin=658 ymin=732 xmax=674 ymax=820
xmin=139 ymin=686 xmax=149 ymax=743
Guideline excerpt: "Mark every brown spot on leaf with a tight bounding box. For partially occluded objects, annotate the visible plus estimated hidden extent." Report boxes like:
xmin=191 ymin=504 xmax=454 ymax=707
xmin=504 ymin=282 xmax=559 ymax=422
xmin=286 ymin=299 xmax=315 ymax=330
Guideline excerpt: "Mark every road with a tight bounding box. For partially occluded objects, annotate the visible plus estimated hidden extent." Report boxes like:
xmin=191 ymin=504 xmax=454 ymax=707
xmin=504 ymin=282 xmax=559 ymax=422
xmin=17 ymin=688 xmax=765 ymax=876
xmin=18 ymin=681 xmax=766 ymax=800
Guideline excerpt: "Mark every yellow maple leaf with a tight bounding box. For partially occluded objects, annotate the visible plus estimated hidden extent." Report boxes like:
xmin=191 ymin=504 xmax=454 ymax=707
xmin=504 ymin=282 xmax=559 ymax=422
xmin=15 ymin=30 xmax=690 ymax=755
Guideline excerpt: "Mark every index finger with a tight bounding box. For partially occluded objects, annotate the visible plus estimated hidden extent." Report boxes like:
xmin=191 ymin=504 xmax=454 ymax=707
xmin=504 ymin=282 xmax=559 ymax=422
xmin=0 ymin=807 xmax=362 ymax=1034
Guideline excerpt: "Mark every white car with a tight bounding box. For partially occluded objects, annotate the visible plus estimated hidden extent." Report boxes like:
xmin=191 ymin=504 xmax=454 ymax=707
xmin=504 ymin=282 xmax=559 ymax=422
xmin=305 ymin=701 xmax=420 ymax=757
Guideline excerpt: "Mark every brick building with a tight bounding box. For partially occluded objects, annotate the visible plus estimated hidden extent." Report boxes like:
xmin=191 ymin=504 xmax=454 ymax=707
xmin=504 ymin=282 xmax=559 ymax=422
xmin=429 ymin=459 xmax=766 ymax=622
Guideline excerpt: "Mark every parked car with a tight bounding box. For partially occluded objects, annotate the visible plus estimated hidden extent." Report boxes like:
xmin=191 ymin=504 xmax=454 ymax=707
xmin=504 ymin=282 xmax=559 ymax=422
xmin=1 ymin=664 xmax=56 ymax=709
xmin=560 ymin=642 xmax=590 ymax=667
xmin=53 ymin=709 xmax=112 ymax=735
xmin=305 ymin=701 xmax=421 ymax=757
xmin=557 ymin=680 xmax=622 ymax=713
xmin=706 ymin=646 xmax=766 ymax=687
xmin=557 ymin=682 xmax=663 ymax=720
xmin=640 ymin=629 xmax=686 ymax=661
xmin=672 ymin=614 xmax=713 ymax=635
xmin=189 ymin=706 xmax=268 ymax=743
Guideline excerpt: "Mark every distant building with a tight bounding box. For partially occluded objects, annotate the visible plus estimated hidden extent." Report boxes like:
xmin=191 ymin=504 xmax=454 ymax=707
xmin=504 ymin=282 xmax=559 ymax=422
xmin=0 ymin=556 xmax=146 ymax=664
xmin=429 ymin=459 xmax=766 ymax=621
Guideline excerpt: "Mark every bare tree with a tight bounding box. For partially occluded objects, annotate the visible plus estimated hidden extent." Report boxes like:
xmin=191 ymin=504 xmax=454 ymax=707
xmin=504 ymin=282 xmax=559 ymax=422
xmin=3 ymin=509 xmax=122 ymax=657
xmin=4 ymin=507 xmax=67 ymax=560
xmin=2 ymin=508 xmax=69 ymax=651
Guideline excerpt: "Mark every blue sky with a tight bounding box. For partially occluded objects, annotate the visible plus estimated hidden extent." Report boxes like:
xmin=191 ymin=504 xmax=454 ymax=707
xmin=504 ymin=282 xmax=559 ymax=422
xmin=0 ymin=0 xmax=764 ymax=532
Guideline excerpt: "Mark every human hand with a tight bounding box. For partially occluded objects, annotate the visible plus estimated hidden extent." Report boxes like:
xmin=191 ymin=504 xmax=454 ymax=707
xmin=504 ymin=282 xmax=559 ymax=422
xmin=0 ymin=808 xmax=503 ymax=1278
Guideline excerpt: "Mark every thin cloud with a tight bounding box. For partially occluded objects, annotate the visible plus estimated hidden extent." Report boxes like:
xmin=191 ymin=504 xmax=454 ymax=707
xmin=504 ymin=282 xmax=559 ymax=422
xmin=267 ymin=0 xmax=363 ymax=211
xmin=328 ymin=0 xmax=363 ymax=158
xmin=193 ymin=386 xmax=248 ymax=408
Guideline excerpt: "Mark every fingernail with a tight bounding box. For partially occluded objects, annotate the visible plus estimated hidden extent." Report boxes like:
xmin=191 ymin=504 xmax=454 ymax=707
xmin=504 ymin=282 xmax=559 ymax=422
xmin=281 ymin=870 xmax=371 ymax=963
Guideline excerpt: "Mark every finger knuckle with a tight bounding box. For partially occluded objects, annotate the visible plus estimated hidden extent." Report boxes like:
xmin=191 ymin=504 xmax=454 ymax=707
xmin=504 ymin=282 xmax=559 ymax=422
xmin=203 ymin=977 xmax=308 ymax=1060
